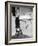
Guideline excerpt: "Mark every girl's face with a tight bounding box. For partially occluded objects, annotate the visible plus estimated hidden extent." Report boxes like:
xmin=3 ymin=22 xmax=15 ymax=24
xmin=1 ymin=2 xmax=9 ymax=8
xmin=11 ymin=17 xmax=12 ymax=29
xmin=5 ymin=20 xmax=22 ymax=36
xmin=15 ymin=7 xmax=20 ymax=17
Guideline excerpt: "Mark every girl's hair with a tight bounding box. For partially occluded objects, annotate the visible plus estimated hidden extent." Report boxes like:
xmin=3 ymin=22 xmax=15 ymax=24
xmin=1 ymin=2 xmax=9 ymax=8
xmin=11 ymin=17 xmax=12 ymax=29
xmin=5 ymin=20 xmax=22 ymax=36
xmin=12 ymin=7 xmax=15 ymax=16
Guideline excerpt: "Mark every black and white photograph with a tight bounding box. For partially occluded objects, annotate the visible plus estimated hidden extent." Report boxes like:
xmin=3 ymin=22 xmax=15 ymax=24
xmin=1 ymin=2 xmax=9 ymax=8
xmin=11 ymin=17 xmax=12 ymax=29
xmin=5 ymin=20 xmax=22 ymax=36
xmin=11 ymin=6 xmax=33 ymax=39
xmin=5 ymin=1 xmax=37 ymax=45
